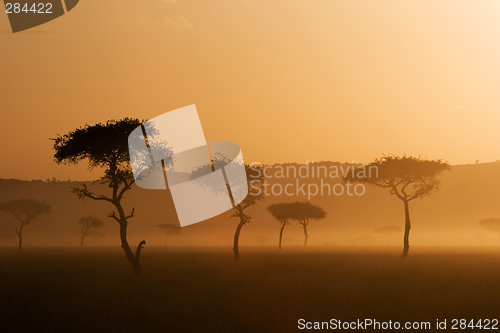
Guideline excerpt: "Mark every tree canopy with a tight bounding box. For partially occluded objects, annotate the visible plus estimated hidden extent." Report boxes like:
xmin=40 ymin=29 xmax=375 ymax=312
xmin=345 ymin=155 xmax=450 ymax=201
xmin=479 ymin=218 xmax=500 ymax=232
xmin=267 ymin=203 xmax=292 ymax=223
xmin=0 ymin=199 xmax=51 ymax=222
xmin=53 ymin=118 xmax=141 ymax=170
xmin=0 ymin=198 xmax=51 ymax=250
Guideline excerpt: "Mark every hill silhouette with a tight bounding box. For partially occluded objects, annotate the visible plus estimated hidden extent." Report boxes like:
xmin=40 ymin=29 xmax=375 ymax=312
xmin=1 ymin=161 xmax=499 ymax=248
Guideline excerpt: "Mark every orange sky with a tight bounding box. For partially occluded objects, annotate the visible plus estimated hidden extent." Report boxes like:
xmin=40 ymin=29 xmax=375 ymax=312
xmin=1 ymin=0 xmax=500 ymax=180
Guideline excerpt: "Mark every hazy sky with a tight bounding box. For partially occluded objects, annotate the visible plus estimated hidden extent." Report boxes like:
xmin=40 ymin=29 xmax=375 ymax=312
xmin=1 ymin=0 xmax=500 ymax=180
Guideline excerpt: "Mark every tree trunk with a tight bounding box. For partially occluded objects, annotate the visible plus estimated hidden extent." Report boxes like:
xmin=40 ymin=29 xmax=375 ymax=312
xmin=302 ymin=222 xmax=309 ymax=246
xmin=113 ymin=200 xmax=145 ymax=275
xmin=233 ymin=218 xmax=246 ymax=262
xmin=80 ymin=236 xmax=85 ymax=247
xmin=17 ymin=232 xmax=22 ymax=251
xmin=17 ymin=224 xmax=24 ymax=251
xmin=402 ymin=199 xmax=411 ymax=258
xmin=119 ymin=220 xmax=144 ymax=275
xmin=279 ymin=222 xmax=286 ymax=250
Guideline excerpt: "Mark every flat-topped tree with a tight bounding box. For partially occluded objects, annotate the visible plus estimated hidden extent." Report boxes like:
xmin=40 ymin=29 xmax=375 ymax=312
xmin=0 ymin=199 xmax=51 ymax=251
xmin=345 ymin=155 xmax=450 ymax=258
xmin=53 ymin=118 xmax=153 ymax=275
xmin=268 ymin=202 xmax=326 ymax=248
xmin=289 ymin=201 xmax=326 ymax=246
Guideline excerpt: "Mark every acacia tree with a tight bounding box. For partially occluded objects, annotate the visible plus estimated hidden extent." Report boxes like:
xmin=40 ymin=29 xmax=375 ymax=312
xmin=159 ymin=223 xmax=181 ymax=245
xmin=230 ymin=165 xmax=264 ymax=262
xmin=345 ymin=155 xmax=450 ymax=258
xmin=53 ymin=118 xmax=149 ymax=275
xmin=268 ymin=202 xmax=326 ymax=248
xmin=0 ymin=199 xmax=51 ymax=251
xmin=289 ymin=201 xmax=326 ymax=246
xmin=479 ymin=218 xmax=500 ymax=242
xmin=191 ymin=159 xmax=264 ymax=262
xmin=267 ymin=203 xmax=292 ymax=250
xmin=374 ymin=225 xmax=403 ymax=245
xmin=78 ymin=215 xmax=104 ymax=247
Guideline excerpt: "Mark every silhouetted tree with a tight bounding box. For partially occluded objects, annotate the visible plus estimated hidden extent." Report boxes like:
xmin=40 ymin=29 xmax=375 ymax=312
xmin=374 ymin=225 xmax=403 ymax=245
xmin=159 ymin=223 xmax=181 ymax=245
xmin=345 ymin=155 xmax=449 ymax=258
xmin=53 ymin=118 xmax=150 ymax=275
xmin=78 ymin=215 xmax=104 ymax=247
xmin=191 ymin=160 xmax=264 ymax=262
xmin=267 ymin=203 xmax=292 ymax=249
xmin=0 ymin=199 xmax=51 ymax=251
xmin=230 ymin=165 xmax=264 ymax=262
xmin=479 ymin=218 xmax=500 ymax=242
xmin=292 ymin=202 xmax=326 ymax=246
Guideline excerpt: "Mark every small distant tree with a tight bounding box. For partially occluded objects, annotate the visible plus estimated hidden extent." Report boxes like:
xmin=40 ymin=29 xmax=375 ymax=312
xmin=345 ymin=155 xmax=449 ymax=258
xmin=267 ymin=203 xmax=291 ymax=250
xmin=159 ymin=223 xmax=181 ymax=245
xmin=0 ymin=199 xmax=51 ymax=251
xmin=78 ymin=216 xmax=104 ymax=247
xmin=374 ymin=225 xmax=403 ymax=245
xmin=288 ymin=201 xmax=326 ymax=246
xmin=479 ymin=218 xmax=500 ymax=242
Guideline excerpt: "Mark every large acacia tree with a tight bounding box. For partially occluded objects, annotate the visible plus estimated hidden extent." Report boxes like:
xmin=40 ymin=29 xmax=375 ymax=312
xmin=345 ymin=155 xmax=450 ymax=258
xmin=0 ymin=199 xmax=51 ymax=251
xmin=53 ymin=118 xmax=147 ymax=274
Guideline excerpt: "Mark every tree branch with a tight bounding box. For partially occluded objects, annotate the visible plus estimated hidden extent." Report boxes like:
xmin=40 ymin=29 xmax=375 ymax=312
xmin=125 ymin=208 xmax=135 ymax=220
xmin=107 ymin=211 xmax=120 ymax=223
xmin=117 ymin=179 xmax=135 ymax=202
xmin=73 ymin=186 xmax=113 ymax=203
xmin=135 ymin=240 xmax=146 ymax=261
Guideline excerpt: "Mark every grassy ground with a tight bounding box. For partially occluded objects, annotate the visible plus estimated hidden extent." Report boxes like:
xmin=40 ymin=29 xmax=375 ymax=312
xmin=1 ymin=246 xmax=499 ymax=332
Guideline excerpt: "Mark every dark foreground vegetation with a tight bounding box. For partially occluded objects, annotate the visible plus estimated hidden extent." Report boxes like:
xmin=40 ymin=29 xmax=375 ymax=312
xmin=1 ymin=247 xmax=499 ymax=332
